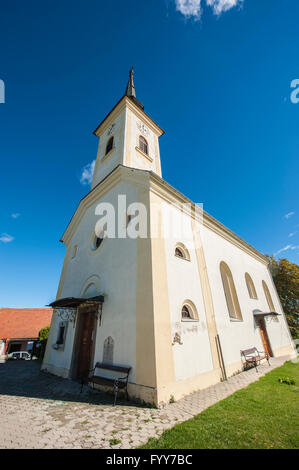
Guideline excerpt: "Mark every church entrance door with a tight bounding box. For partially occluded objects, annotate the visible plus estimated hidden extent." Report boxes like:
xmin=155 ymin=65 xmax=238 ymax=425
xmin=75 ymin=306 xmax=97 ymax=381
xmin=257 ymin=317 xmax=273 ymax=357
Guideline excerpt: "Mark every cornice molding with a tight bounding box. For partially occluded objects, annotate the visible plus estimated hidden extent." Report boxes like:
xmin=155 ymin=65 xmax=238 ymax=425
xmin=148 ymin=172 xmax=268 ymax=265
xmin=61 ymin=165 xmax=268 ymax=265
xmin=94 ymin=96 xmax=164 ymax=138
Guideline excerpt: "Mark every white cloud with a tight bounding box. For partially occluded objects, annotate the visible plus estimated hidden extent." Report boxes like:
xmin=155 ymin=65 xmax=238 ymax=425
xmin=274 ymin=244 xmax=299 ymax=257
xmin=80 ymin=160 xmax=95 ymax=186
xmin=206 ymin=0 xmax=244 ymax=15
xmin=288 ymin=231 xmax=297 ymax=238
xmin=174 ymin=0 xmax=244 ymax=19
xmin=284 ymin=211 xmax=295 ymax=219
xmin=175 ymin=0 xmax=202 ymax=19
xmin=11 ymin=213 xmax=20 ymax=219
xmin=0 ymin=233 xmax=14 ymax=243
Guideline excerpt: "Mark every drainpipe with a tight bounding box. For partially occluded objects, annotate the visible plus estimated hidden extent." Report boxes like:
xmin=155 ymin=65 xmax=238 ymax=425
xmin=216 ymin=334 xmax=227 ymax=381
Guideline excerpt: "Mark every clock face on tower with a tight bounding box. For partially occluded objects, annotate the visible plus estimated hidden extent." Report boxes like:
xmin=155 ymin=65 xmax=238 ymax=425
xmin=137 ymin=121 xmax=149 ymax=137
xmin=107 ymin=123 xmax=115 ymax=136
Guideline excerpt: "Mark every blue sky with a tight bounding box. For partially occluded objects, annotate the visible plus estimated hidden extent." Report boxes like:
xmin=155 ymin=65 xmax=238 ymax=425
xmin=0 ymin=0 xmax=298 ymax=308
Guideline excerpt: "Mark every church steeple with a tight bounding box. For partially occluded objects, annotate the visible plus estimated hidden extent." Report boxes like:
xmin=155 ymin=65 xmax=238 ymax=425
xmin=124 ymin=67 xmax=144 ymax=110
xmin=91 ymin=68 xmax=164 ymax=188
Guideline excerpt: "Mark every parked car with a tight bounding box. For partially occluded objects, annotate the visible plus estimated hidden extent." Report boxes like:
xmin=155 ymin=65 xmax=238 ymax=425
xmin=7 ymin=351 xmax=37 ymax=360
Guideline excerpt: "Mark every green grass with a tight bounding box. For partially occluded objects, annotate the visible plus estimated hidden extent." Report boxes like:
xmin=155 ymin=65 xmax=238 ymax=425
xmin=140 ymin=361 xmax=299 ymax=449
xmin=110 ymin=438 xmax=121 ymax=446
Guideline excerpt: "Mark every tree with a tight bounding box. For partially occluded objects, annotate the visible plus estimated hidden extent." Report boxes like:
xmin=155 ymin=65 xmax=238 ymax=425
xmin=266 ymin=255 xmax=299 ymax=339
xmin=35 ymin=326 xmax=50 ymax=360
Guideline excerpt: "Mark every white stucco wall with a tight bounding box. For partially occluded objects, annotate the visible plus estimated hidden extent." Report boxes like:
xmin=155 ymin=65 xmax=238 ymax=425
xmin=161 ymin=202 xmax=214 ymax=382
xmin=46 ymin=182 xmax=139 ymax=382
xmin=200 ymin=223 xmax=293 ymax=369
xmin=127 ymin=108 xmax=161 ymax=176
xmin=92 ymin=110 xmax=126 ymax=188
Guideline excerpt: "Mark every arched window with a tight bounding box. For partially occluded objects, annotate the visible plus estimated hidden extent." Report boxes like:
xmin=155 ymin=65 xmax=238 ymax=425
xmin=175 ymin=243 xmax=190 ymax=261
xmin=95 ymin=235 xmax=103 ymax=249
xmin=245 ymin=273 xmax=258 ymax=299
xmin=181 ymin=301 xmax=198 ymax=321
xmin=262 ymin=281 xmax=275 ymax=311
xmin=103 ymin=336 xmax=114 ymax=364
xmin=220 ymin=262 xmax=243 ymax=321
xmin=175 ymin=247 xmax=184 ymax=258
xmin=71 ymin=244 xmax=78 ymax=259
xmin=105 ymin=136 xmax=114 ymax=155
xmin=91 ymin=228 xmax=105 ymax=251
xmin=139 ymin=135 xmax=148 ymax=155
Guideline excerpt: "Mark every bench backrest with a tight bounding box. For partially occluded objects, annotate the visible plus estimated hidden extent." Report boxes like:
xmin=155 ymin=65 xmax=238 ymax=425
xmin=95 ymin=362 xmax=131 ymax=374
xmin=241 ymin=348 xmax=258 ymax=357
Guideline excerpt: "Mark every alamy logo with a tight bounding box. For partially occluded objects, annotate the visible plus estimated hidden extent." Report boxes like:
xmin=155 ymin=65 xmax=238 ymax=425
xmin=93 ymin=195 xmax=204 ymax=243
xmin=0 ymin=80 xmax=4 ymax=103
xmin=290 ymin=79 xmax=299 ymax=104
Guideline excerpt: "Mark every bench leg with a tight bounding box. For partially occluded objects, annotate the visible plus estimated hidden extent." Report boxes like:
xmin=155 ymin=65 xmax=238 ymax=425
xmin=254 ymin=360 xmax=258 ymax=373
xmin=113 ymin=381 xmax=119 ymax=406
xmin=113 ymin=388 xmax=118 ymax=406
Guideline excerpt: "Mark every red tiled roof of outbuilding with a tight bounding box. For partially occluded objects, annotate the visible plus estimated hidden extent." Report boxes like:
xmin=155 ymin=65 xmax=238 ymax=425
xmin=0 ymin=308 xmax=53 ymax=339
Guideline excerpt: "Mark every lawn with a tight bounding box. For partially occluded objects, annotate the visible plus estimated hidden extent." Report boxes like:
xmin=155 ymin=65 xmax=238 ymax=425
xmin=141 ymin=361 xmax=299 ymax=449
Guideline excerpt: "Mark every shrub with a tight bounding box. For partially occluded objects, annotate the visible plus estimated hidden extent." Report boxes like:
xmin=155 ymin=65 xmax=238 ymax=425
xmin=278 ymin=377 xmax=295 ymax=385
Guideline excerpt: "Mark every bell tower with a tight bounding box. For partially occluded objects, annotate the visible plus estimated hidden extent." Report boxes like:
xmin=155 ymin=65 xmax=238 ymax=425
xmin=91 ymin=68 xmax=164 ymax=189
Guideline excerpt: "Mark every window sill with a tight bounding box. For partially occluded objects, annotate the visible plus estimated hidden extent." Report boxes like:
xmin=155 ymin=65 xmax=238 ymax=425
xmin=181 ymin=319 xmax=199 ymax=322
xmin=229 ymin=318 xmax=243 ymax=323
xmin=52 ymin=343 xmax=64 ymax=351
xmin=175 ymin=255 xmax=191 ymax=262
xmin=135 ymin=146 xmax=153 ymax=162
xmin=102 ymin=147 xmax=115 ymax=162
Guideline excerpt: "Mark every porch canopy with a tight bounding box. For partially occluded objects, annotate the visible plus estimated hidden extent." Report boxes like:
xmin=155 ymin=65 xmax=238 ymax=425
xmin=253 ymin=310 xmax=280 ymax=317
xmin=48 ymin=296 xmax=104 ymax=309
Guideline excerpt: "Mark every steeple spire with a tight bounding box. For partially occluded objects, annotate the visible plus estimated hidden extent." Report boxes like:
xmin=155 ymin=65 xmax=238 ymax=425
xmin=125 ymin=66 xmax=136 ymax=98
xmin=124 ymin=67 xmax=144 ymax=110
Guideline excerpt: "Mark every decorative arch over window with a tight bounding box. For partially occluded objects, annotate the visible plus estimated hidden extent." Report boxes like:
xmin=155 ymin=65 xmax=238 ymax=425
xmin=181 ymin=301 xmax=198 ymax=321
xmin=262 ymin=281 xmax=275 ymax=311
xmin=80 ymin=275 xmax=101 ymax=299
xmin=105 ymin=136 xmax=114 ymax=155
xmin=82 ymin=283 xmax=98 ymax=299
xmin=139 ymin=135 xmax=148 ymax=155
xmin=175 ymin=243 xmax=190 ymax=261
xmin=245 ymin=273 xmax=258 ymax=299
xmin=220 ymin=262 xmax=243 ymax=321
xmin=103 ymin=336 xmax=114 ymax=364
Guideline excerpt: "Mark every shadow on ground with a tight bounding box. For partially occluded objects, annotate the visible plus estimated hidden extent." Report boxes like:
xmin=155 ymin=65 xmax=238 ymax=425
xmin=0 ymin=360 xmax=145 ymax=408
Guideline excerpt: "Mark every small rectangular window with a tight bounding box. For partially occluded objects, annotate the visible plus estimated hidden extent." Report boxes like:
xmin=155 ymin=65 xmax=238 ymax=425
xmin=54 ymin=321 xmax=68 ymax=349
xmin=56 ymin=326 xmax=65 ymax=345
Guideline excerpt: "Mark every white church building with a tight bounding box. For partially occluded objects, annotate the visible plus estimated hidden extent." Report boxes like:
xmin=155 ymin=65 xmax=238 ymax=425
xmin=42 ymin=69 xmax=296 ymax=407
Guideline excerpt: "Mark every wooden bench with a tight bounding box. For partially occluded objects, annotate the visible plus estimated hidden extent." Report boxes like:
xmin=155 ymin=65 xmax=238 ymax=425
xmin=81 ymin=362 xmax=131 ymax=405
xmin=241 ymin=347 xmax=270 ymax=372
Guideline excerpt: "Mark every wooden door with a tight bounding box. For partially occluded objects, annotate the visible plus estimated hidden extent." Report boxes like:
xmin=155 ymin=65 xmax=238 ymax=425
xmin=77 ymin=310 xmax=96 ymax=380
xmin=257 ymin=317 xmax=272 ymax=357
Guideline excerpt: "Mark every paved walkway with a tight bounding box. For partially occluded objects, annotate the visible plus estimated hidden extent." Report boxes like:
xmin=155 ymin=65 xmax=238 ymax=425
xmin=0 ymin=355 xmax=291 ymax=449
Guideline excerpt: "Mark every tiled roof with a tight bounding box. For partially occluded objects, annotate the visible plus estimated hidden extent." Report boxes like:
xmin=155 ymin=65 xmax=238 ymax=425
xmin=0 ymin=308 xmax=53 ymax=340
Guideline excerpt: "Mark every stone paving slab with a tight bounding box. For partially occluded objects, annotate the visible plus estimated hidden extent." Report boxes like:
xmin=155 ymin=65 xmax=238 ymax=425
xmin=0 ymin=355 xmax=291 ymax=449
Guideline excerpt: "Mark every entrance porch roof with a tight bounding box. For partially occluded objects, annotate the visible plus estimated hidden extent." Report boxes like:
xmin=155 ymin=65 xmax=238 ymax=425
xmin=253 ymin=311 xmax=280 ymax=317
xmin=48 ymin=296 xmax=104 ymax=309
